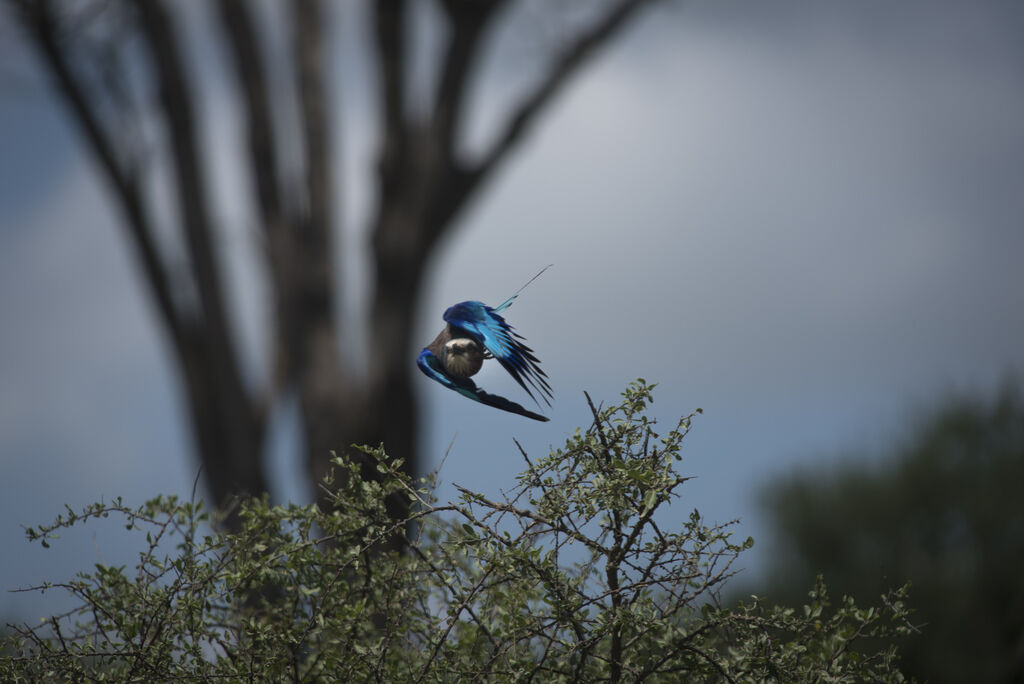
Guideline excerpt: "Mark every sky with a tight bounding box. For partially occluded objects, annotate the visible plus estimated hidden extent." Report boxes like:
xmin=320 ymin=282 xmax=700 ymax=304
xmin=1 ymin=0 xmax=1023 ymax=621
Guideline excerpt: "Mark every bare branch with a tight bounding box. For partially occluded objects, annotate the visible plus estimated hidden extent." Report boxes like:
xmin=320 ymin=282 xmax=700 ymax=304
xmin=291 ymin=0 xmax=338 ymax=349
xmin=216 ymin=0 xmax=286 ymax=243
xmin=14 ymin=0 xmax=186 ymax=356
xmin=290 ymin=0 xmax=350 ymax=503
xmin=135 ymin=0 xmax=267 ymax=507
xmin=473 ymin=0 xmax=657 ymax=189
xmin=373 ymin=0 xmax=407 ymax=188
xmin=293 ymin=0 xmax=334 ymax=266
xmin=431 ymin=0 xmax=506 ymax=164
xmin=215 ymin=0 xmax=295 ymax=405
xmin=135 ymin=0 xmax=229 ymax=345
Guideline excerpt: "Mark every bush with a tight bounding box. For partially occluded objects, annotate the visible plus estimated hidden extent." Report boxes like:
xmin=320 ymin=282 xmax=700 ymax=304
xmin=756 ymin=383 xmax=1024 ymax=682
xmin=2 ymin=381 xmax=912 ymax=682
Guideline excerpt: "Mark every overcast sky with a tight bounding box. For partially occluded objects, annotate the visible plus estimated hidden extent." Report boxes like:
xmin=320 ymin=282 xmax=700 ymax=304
xmin=2 ymin=0 xmax=1023 ymax=620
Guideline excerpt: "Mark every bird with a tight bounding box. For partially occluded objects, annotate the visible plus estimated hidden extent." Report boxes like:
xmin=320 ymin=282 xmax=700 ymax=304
xmin=417 ymin=267 xmax=553 ymax=421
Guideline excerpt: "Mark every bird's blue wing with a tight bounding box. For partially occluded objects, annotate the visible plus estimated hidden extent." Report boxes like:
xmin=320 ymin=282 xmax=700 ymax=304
xmin=443 ymin=301 xmax=552 ymax=407
xmin=417 ymin=349 xmax=549 ymax=422
xmin=417 ymin=349 xmax=479 ymax=402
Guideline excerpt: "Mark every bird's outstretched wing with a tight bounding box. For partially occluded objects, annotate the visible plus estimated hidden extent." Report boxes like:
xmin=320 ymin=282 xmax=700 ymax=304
xmin=443 ymin=301 xmax=553 ymax=407
xmin=417 ymin=350 xmax=549 ymax=422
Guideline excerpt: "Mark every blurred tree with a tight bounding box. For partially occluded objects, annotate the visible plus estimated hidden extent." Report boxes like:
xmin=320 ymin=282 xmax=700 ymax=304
xmin=756 ymin=382 xmax=1024 ymax=683
xmin=6 ymin=0 xmax=658 ymax=523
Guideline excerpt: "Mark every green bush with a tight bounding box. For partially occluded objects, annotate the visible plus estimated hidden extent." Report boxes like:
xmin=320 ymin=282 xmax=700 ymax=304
xmin=756 ymin=383 xmax=1024 ymax=682
xmin=2 ymin=381 xmax=913 ymax=682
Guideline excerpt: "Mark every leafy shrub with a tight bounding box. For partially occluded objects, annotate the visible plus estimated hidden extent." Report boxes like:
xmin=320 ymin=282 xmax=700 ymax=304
xmin=2 ymin=381 xmax=912 ymax=682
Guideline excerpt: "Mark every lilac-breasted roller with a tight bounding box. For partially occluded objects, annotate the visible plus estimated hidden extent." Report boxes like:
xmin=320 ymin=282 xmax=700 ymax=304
xmin=417 ymin=267 xmax=553 ymax=421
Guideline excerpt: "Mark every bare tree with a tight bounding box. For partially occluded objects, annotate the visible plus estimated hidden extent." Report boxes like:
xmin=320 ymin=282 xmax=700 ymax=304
xmin=8 ymin=0 xmax=658 ymax=523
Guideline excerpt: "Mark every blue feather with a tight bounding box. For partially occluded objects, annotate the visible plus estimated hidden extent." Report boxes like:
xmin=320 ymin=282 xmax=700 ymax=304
xmin=492 ymin=264 xmax=552 ymax=313
xmin=417 ymin=349 xmax=549 ymax=421
xmin=416 ymin=267 xmax=553 ymax=420
xmin=443 ymin=301 xmax=552 ymax=407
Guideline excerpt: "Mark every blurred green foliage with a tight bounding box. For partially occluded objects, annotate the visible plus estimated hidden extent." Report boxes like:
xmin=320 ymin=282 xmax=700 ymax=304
xmin=3 ymin=381 xmax=911 ymax=681
xmin=757 ymin=382 xmax=1024 ymax=682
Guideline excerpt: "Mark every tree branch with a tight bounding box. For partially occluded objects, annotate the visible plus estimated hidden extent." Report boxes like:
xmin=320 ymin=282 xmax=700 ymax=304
xmin=135 ymin=0 xmax=232 ymax=350
xmin=215 ymin=0 xmax=294 ymax=401
xmin=14 ymin=0 xmax=187 ymax=357
xmin=473 ymin=0 xmax=657 ymax=190
xmin=293 ymin=0 xmax=334 ymax=273
xmin=291 ymin=0 xmax=350 ymax=501
xmin=373 ymin=0 xmax=407 ymax=190
xmin=431 ymin=0 xmax=506 ymax=164
xmin=292 ymin=0 xmax=337 ymax=335
xmin=135 ymin=0 xmax=267 ymax=508
xmin=215 ymin=0 xmax=286 ymax=244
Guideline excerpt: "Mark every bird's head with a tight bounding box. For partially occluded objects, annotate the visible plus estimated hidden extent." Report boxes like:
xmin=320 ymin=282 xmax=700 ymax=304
xmin=444 ymin=337 xmax=484 ymax=378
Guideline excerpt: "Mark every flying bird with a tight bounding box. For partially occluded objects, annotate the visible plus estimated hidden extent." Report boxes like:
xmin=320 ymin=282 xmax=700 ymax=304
xmin=417 ymin=267 xmax=553 ymax=421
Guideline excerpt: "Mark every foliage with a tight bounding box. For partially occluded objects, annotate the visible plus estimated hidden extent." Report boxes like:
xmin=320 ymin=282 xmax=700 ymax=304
xmin=757 ymin=382 xmax=1024 ymax=683
xmin=2 ymin=381 xmax=911 ymax=682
